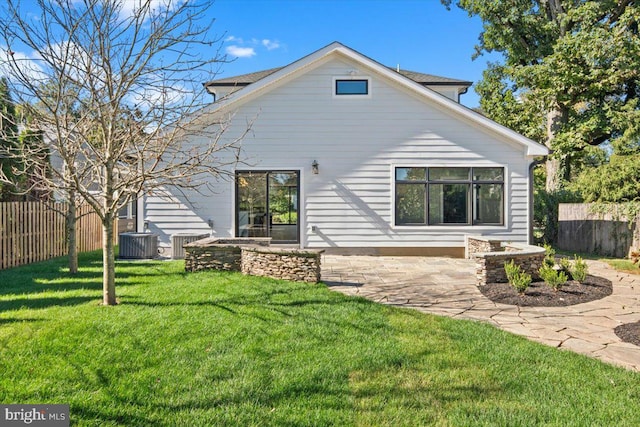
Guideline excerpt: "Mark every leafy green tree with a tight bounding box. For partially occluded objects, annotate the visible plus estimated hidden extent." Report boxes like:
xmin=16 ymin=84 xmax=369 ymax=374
xmin=0 ymin=77 xmax=19 ymax=200
xmin=0 ymin=89 xmax=51 ymax=202
xmin=444 ymin=0 xmax=640 ymax=192
xmin=569 ymin=154 xmax=640 ymax=202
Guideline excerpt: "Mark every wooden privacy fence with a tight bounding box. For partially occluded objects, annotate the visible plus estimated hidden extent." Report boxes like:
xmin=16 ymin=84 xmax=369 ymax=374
xmin=557 ymin=203 xmax=640 ymax=258
xmin=0 ymin=202 xmax=106 ymax=270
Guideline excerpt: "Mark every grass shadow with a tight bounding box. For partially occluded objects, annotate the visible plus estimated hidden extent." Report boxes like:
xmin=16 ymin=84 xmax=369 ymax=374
xmin=0 ymin=317 xmax=45 ymax=325
xmin=72 ymin=404 xmax=157 ymax=426
xmin=127 ymin=300 xmax=239 ymax=314
xmin=0 ymin=251 xmax=184 ymax=297
xmin=0 ymin=295 xmax=98 ymax=311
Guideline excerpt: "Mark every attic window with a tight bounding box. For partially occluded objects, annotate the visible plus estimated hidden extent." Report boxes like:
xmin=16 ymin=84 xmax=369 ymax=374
xmin=335 ymin=79 xmax=369 ymax=95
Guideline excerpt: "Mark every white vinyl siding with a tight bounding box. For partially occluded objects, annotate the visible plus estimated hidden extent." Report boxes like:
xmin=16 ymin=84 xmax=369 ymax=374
xmin=146 ymin=57 xmax=533 ymax=250
xmin=143 ymin=190 xmax=215 ymax=247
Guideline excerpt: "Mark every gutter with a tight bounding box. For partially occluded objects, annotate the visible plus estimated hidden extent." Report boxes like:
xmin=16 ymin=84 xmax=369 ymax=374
xmin=529 ymin=155 xmax=549 ymax=244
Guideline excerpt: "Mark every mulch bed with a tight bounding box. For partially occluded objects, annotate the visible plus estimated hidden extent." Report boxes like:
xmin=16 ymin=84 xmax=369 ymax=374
xmin=614 ymin=322 xmax=640 ymax=347
xmin=481 ymin=274 xmax=640 ymax=347
xmin=478 ymin=275 xmax=612 ymax=307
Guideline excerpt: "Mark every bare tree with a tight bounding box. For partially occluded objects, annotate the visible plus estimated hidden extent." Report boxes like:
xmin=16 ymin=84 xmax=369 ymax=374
xmin=0 ymin=91 xmax=83 ymax=274
xmin=0 ymin=0 xmax=245 ymax=305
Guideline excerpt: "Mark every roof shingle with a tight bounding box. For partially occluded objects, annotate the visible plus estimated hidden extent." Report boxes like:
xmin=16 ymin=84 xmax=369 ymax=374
xmin=204 ymin=67 xmax=472 ymax=88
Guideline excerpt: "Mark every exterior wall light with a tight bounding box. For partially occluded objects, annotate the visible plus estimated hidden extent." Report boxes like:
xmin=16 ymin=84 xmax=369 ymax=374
xmin=311 ymin=160 xmax=319 ymax=174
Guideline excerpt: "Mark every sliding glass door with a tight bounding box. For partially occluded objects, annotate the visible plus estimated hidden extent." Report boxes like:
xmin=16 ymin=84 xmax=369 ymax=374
xmin=236 ymin=171 xmax=299 ymax=243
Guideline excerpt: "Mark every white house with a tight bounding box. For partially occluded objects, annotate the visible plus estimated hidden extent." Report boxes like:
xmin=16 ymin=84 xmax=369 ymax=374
xmin=143 ymin=42 xmax=548 ymax=257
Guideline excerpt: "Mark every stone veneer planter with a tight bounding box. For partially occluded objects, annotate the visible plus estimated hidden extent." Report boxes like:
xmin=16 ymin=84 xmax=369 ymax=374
xmin=241 ymin=246 xmax=324 ymax=283
xmin=183 ymin=237 xmax=324 ymax=283
xmin=466 ymin=236 xmax=546 ymax=286
xmin=184 ymin=237 xmax=271 ymax=272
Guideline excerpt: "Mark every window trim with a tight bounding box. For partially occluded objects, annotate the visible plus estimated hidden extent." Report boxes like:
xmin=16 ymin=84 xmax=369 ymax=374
xmin=332 ymin=76 xmax=372 ymax=98
xmin=118 ymin=193 xmax=138 ymax=219
xmin=393 ymin=165 xmax=506 ymax=227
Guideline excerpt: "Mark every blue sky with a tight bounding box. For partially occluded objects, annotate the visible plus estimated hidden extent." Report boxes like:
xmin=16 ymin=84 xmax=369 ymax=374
xmin=209 ymin=0 xmax=502 ymax=108
xmin=0 ymin=0 xmax=501 ymax=109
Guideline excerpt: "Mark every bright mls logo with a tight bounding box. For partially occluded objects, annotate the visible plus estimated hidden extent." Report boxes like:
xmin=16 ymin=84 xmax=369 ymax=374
xmin=1 ymin=405 xmax=69 ymax=426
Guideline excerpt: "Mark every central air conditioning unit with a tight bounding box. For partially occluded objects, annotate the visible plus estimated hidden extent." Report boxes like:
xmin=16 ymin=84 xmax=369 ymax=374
xmin=119 ymin=233 xmax=158 ymax=259
xmin=171 ymin=233 xmax=209 ymax=259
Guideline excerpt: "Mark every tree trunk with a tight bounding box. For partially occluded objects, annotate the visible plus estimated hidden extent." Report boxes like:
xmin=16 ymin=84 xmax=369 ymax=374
xmin=102 ymin=216 xmax=117 ymax=305
xmin=66 ymin=199 xmax=78 ymax=274
xmin=545 ymin=107 xmax=567 ymax=192
xmin=545 ymin=157 xmax=563 ymax=192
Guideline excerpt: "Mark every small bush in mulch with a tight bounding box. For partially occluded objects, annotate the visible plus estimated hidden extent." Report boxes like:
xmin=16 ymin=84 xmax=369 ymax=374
xmin=479 ymin=275 xmax=612 ymax=307
xmin=538 ymin=264 xmax=569 ymax=291
xmin=614 ymin=322 xmax=640 ymax=347
xmin=504 ymin=259 xmax=532 ymax=294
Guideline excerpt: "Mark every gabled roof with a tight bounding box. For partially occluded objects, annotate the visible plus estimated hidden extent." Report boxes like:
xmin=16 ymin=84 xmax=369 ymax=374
xmin=205 ymin=67 xmax=472 ymax=89
xmin=199 ymin=42 xmax=548 ymax=157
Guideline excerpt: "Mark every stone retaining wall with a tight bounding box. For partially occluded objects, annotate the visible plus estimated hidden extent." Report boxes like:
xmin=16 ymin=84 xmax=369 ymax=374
xmin=183 ymin=237 xmax=323 ymax=283
xmin=466 ymin=236 xmax=545 ymax=286
xmin=241 ymin=247 xmax=324 ymax=283
xmin=184 ymin=244 xmax=242 ymax=272
xmin=184 ymin=237 xmax=271 ymax=272
xmin=465 ymin=235 xmax=503 ymax=258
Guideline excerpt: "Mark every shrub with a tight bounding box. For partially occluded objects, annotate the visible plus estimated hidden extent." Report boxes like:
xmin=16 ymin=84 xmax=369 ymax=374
xmin=539 ymin=264 xmax=568 ymax=291
xmin=504 ymin=260 xmax=532 ymax=294
xmin=558 ymin=257 xmax=573 ymax=279
xmin=571 ymin=256 xmax=588 ymax=283
xmin=543 ymin=244 xmax=556 ymax=268
xmin=559 ymin=257 xmax=571 ymax=271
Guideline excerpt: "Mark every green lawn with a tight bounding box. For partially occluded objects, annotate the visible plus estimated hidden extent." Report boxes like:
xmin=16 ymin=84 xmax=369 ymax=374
xmin=556 ymin=247 xmax=640 ymax=274
xmin=603 ymin=258 xmax=640 ymax=274
xmin=1 ymin=252 xmax=639 ymax=426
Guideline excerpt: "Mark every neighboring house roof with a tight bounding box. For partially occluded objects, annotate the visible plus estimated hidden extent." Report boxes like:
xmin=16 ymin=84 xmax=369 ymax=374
xmin=204 ymin=67 xmax=283 ymax=87
xmin=204 ymin=67 xmax=472 ymax=90
xmin=198 ymin=41 xmax=548 ymax=157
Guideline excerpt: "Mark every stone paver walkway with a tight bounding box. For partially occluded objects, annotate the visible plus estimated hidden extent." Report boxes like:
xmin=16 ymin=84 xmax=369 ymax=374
xmin=321 ymin=255 xmax=640 ymax=372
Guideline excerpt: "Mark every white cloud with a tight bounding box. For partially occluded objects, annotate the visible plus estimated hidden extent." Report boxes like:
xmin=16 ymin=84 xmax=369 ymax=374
xmin=225 ymin=45 xmax=256 ymax=58
xmin=262 ymin=39 xmax=280 ymax=50
xmin=69 ymin=0 xmax=186 ymax=21
xmin=0 ymin=48 xmax=47 ymax=84
xmin=127 ymin=83 xmax=188 ymax=109
xmin=223 ymin=35 xmax=281 ymax=59
xmin=117 ymin=0 xmax=185 ymax=18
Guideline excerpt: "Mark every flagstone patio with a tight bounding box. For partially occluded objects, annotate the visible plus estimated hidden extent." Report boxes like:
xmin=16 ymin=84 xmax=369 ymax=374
xmin=321 ymin=255 xmax=640 ymax=371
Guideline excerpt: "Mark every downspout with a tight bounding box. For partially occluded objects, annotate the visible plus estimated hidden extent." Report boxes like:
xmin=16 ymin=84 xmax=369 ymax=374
xmin=529 ymin=155 xmax=548 ymax=244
